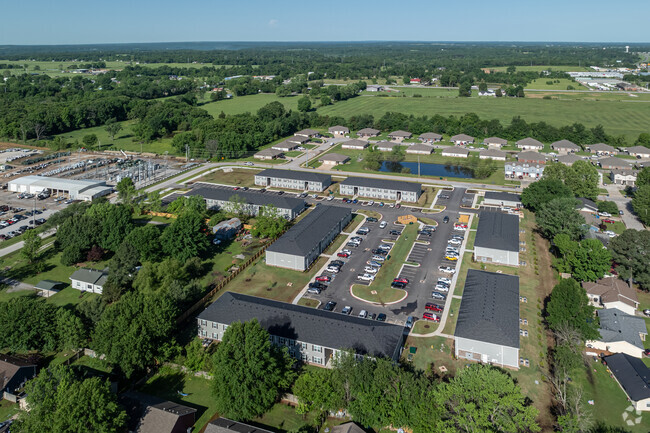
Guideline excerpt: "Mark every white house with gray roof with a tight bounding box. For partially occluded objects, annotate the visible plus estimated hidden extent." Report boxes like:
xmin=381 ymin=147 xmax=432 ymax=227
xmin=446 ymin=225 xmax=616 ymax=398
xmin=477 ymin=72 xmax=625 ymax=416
xmin=441 ymin=146 xmax=470 ymax=158
xmin=587 ymin=309 xmax=648 ymax=358
xmin=418 ymin=132 xmax=443 ymax=144
xmin=483 ymin=192 xmax=522 ymax=208
xmin=516 ymin=137 xmax=544 ymax=151
xmin=328 ymin=125 xmax=349 ymax=136
xmin=339 ymin=177 xmax=421 ymax=203
xmin=387 ymin=130 xmax=412 ymax=142
xmin=341 ymin=139 xmax=369 ymax=150
xmin=478 ymin=148 xmax=507 ymax=161
xmin=626 ymin=146 xmax=650 ymax=159
xmin=254 ymin=169 xmax=331 ymax=192
xmin=406 ymin=143 xmax=434 ymax=155
xmin=551 ymin=140 xmax=581 ymax=154
xmin=483 ymin=137 xmax=508 ymax=148
xmin=450 ymin=134 xmax=475 ymax=145
xmin=587 ymin=143 xmax=617 ymax=155
xmin=70 ymin=269 xmax=108 ymax=294
xmin=474 ymin=211 xmax=519 ymax=266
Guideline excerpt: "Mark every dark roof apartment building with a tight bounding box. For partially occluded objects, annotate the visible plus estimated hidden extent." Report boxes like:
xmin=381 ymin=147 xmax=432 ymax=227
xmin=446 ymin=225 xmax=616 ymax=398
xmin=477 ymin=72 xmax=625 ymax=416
xmin=474 ymin=211 xmax=520 ymax=266
xmin=339 ymin=176 xmax=422 ymax=203
xmin=254 ymin=169 xmax=332 ymax=192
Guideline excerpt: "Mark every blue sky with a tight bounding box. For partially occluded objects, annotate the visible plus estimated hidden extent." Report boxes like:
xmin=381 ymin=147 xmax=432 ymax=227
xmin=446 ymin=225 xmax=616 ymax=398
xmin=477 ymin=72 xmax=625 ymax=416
xmin=1 ymin=0 xmax=648 ymax=45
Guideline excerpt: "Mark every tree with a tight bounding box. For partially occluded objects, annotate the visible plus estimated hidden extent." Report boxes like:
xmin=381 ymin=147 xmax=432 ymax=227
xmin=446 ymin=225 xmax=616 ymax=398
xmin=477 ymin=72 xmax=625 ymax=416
xmin=293 ymin=368 xmax=342 ymax=415
xmin=160 ymin=210 xmax=210 ymax=262
xmin=547 ymin=278 xmax=599 ymax=341
xmin=184 ymin=338 xmax=210 ymax=372
xmin=211 ymin=320 xmax=294 ymax=420
xmin=363 ymin=151 xmax=383 ymax=171
xmin=145 ymin=190 xmax=162 ymax=212
xmin=597 ymin=201 xmax=619 ymax=215
xmin=521 ymin=179 xmax=573 ymax=212
xmin=21 ymin=229 xmax=42 ymax=264
xmin=251 ymin=206 xmax=288 ymax=239
xmin=478 ymin=81 xmax=488 ymax=93
xmin=632 ymin=185 xmax=650 ymax=225
xmin=536 ymin=197 xmax=585 ymax=240
xmin=320 ymin=95 xmax=332 ymax=106
xmin=116 ymin=177 xmax=137 ymax=203
xmin=495 ymin=88 xmax=503 ymax=97
xmin=608 ymin=229 xmax=650 ymax=290
xmin=13 ymin=365 xmax=127 ymax=433
xmin=634 ymin=132 xmax=650 ymax=148
xmin=104 ymin=121 xmax=123 ymax=141
xmin=637 ymin=167 xmax=650 ymax=187
xmin=82 ymin=133 xmax=98 ymax=149
xmin=124 ymin=225 xmax=162 ymax=262
xmin=458 ymin=81 xmax=472 ymax=97
xmin=55 ymin=308 xmax=87 ymax=350
xmin=564 ymin=160 xmax=599 ymax=201
xmin=561 ymin=238 xmax=611 ymax=282
xmin=297 ymin=96 xmax=312 ymax=112
xmin=86 ymin=202 xmax=134 ymax=252
xmin=102 ymin=241 xmax=141 ymax=302
xmin=33 ymin=123 xmax=47 ymax=141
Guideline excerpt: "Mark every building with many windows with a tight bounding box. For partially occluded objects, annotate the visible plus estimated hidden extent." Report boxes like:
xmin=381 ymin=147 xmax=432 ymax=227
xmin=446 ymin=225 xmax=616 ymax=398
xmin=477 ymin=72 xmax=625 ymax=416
xmin=474 ymin=211 xmax=519 ymax=266
xmin=254 ymin=169 xmax=331 ymax=192
xmin=339 ymin=177 xmax=421 ymax=202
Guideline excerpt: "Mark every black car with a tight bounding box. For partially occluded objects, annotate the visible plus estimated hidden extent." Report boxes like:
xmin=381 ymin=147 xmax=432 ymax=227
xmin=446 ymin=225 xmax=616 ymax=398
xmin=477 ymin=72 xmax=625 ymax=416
xmin=330 ymin=260 xmax=344 ymax=266
xmin=278 ymin=191 xmax=284 ymax=195
xmin=376 ymin=313 xmax=387 ymax=322
xmin=391 ymin=281 xmax=407 ymax=289
xmin=260 ymin=188 xmax=266 ymax=193
xmin=324 ymin=301 xmax=337 ymax=311
xmin=366 ymin=217 xmax=378 ymax=222
xmin=309 ymin=282 xmax=326 ymax=290
xmin=418 ymin=230 xmax=432 ymax=236
xmin=443 ymin=216 xmax=450 ymax=224
xmin=389 ymin=230 xmax=401 ymax=235
xmin=371 ymin=249 xmax=388 ymax=255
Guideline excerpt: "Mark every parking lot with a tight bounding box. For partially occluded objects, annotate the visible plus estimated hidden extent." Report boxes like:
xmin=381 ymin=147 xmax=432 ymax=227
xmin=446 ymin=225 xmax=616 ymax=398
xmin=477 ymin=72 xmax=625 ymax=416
xmin=0 ymin=188 xmax=71 ymax=239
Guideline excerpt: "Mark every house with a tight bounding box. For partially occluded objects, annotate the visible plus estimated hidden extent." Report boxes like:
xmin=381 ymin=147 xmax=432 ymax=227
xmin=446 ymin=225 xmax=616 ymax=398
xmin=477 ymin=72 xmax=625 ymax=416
xmin=517 ymin=151 xmax=547 ymax=164
xmin=318 ymin=153 xmax=350 ymax=166
xmin=365 ymin=85 xmax=384 ymax=92
xmin=626 ymin=145 xmax=650 ymax=159
xmin=454 ymin=270 xmax=520 ymax=369
xmin=0 ymin=356 xmax=37 ymax=399
xmin=483 ymin=191 xmax=522 ymax=208
xmin=551 ymin=140 xmax=581 ymax=154
xmin=271 ymin=140 xmax=300 ymax=152
xmin=504 ymin=162 xmax=545 ymax=179
xmin=375 ymin=141 xmax=402 ymax=152
xmin=357 ymin=128 xmax=381 ymax=138
xmin=286 ymin=135 xmax=310 ymax=145
xmin=587 ymin=143 xmax=617 ymax=155
xmin=450 ymin=134 xmax=475 ymax=145
xmin=197 ymin=292 xmax=405 ymax=366
xmin=205 ymin=418 xmax=274 ymax=433
xmin=556 ymin=154 xmax=582 ymax=166
xmin=587 ymin=309 xmax=647 ymax=358
xmin=120 ymin=391 xmax=197 ymax=433
xmin=441 ymin=146 xmax=470 ymax=158
xmin=340 ymin=177 xmax=422 ymax=203
xmin=583 ymin=277 xmax=640 ymax=315
xmin=576 ymin=197 xmax=598 ymax=213
xmin=387 ymin=130 xmax=412 ymax=142
xmin=213 ymin=218 xmax=242 ymax=241
xmin=254 ymin=169 xmax=332 ymax=192
xmin=406 ymin=143 xmax=434 ymax=155
xmin=483 ymin=137 xmax=508 ymax=148
xmin=294 ymin=129 xmax=320 ymax=138
xmin=70 ymin=268 xmax=108 ymax=295
xmin=328 ymin=125 xmax=349 ymax=136
xmin=478 ymin=148 xmax=507 ymax=161
xmin=266 ymin=204 xmax=351 ymax=271
xmin=409 ymin=78 xmax=421 ymax=84
xmin=331 ymin=422 xmax=366 ymax=433
xmin=254 ymin=148 xmax=285 ymax=160
xmin=187 ymin=185 xmax=306 ymax=220
xmin=603 ymin=353 xmax=650 ymax=412
xmin=474 ymin=211 xmax=520 ymax=266
xmin=418 ymin=132 xmax=443 ymax=144
xmin=34 ymin=280 xmax=65 ymax=297
xmin=611 ymin=169 xmax=638 ymax=186
xmin=598 ymin=156 xmax=633 ymax=170
xmin=341 ymin=139 xmax=369 ymax=150
xmin=515 ymin=137 xmax=544 ymax=151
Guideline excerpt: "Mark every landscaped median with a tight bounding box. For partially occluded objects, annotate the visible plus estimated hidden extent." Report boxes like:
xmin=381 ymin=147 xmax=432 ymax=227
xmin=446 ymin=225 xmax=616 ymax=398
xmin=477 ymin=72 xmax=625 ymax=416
xmin=350 ymin=223 xmax=418 ymax=305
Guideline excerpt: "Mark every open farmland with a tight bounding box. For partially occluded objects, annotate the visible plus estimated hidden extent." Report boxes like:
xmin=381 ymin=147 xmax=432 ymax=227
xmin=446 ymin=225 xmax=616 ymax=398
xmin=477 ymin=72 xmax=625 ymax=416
xmin=201 ymin=94 xmax=301 ymax=116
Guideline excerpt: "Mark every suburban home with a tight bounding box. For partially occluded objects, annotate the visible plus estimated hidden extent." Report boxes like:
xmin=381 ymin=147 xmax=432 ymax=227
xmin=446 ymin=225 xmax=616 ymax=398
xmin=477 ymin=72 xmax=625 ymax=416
xmin=455 ymin=270 xmax=520 ymax=369
xmin=483 ymin=137 xmax=508 ymax=148
xmin=587 ymin=143 xmax=617 ymax=155
xmin=450 ymin=134 xmax=475 ymax=145
xmin=365 ymin=85 xmax=384 ymax=92
xmin=197 ymin=292 xmax=406 ymax=366
xmin=70 ymin=268 xmax=108 ymax=295
xmin=583 ymin=277 xmax=640 ymax=316
xmin=576 ymin=197 xmax=599 ymax=213
xmin=294 ymin=129 xmax=320 ymax=138
xmin=375 ymin=141 xmax=402 ymax=152
xmin=212 ymin=218 xmax=242 ymax=241
xmin=504 ymin=162 xmax=545 ymax=179
xmin=254 ymin=168 xmax=332 ymax=192
xmin=331 ymin=422 xmax=366 ymax=433
xmin=474 ymin=211 xmax=520 ymax=266
xmin=441 ymin=146 xmax=470 ymax=158
xmin=340 ymin=139 xmax=369 ymax=150
xmin=478 ymin=148 xmax=507 ymax=161
xmin=611 ymin=169 xmax=638 ymax=186
xmin=271 ymin=140 xmax=300 ymax=152
xmin=551 ymin=139 xmax=581 ymax=154
xmin=418 ymin=132 xmax=443 ymax=144
xmin=587 ymin=309 xmax=647 ymax=358
xmin=186 ymin=185 xmax=306 ymax=220
xmin=409 ymin=78 xmax=421 ymax=84
xmin=598 ymin=156 xmax=633 ymax=170
xmin=286 ymin=135 xmax=310 ymax=145
xmin=0 ymin=356 xmax=37 ymax=400
xmin=328 ymin=125 xmax=350 ymax=136
xmin=406 ymin=143 xmax=434 ymax=155
xmin=483 ymin=191 xmax=522 ymax=208
xmin=339 ymin=177 xmax=422 ymax=203
xmin=120 ymin=391 xmax=197 ymax=433
xmin=556 ymin=154 xmax=582 ymax=166
xmin=515 ymin=137 xmax=544 ymax=151
xmin=517 ymin=151 xmax=547 ymax=164
xmin=266 ymin=204 xmax=351 ymax=271
xmin=603 ymin=353 xmax=650 ymax=412
xmin=254 ymin=148 xmax=285 ymax=160
xmin=357 ymin=128 xmax=381 ymax=138
xmin=388 ymin=130 xmax=412 ymax=142
xmin=318 ymin=153 xmax=350 ymax=166
xmin=626 ymin=145 xmax=650 ymax=159
xmin=205 ymin=418 xmax=274 ymax=433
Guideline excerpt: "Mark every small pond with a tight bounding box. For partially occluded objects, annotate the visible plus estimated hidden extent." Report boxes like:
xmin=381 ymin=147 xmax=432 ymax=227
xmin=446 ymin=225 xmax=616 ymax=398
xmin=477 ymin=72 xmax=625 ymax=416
xmin=379 ymin=161 xmax=474 ymax=178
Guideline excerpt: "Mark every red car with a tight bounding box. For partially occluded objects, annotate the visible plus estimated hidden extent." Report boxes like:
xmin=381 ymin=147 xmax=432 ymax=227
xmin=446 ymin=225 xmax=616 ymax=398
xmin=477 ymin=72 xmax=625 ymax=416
xmin=425 ymin=303 xmax=443 ymax=312
xmin=422 ymin=312 xmax=440 ymax=322
xmin=393 ymin=277 xmax=409 ymax=284
xmin=337 ymin=252 xmax=350 ymax=258
xmin=603 ymin=219 xmax=615 ymax=224
xmin=315 ymin=275 xmax=331 ymax=283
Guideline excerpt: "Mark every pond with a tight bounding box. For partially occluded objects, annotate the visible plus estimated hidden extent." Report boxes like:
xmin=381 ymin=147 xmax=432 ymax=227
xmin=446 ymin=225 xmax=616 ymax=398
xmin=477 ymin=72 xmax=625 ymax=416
xmin=379 ymin=161 xmax=474 ymax=178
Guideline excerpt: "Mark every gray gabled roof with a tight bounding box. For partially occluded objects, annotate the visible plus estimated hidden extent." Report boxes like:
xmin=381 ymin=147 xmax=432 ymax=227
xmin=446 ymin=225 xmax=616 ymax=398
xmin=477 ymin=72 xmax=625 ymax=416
xmin=388 ymin=130 xmax=412 ymax=138
xmin=483 ymin=136 xmax=508 ymax=145
xmin=450 ymin=134 xmax=475 ymax=142
xmin=186 ymin=186 xmax=305 ymax=211
xmin=441 ymin=146 xmax=470 ymax=156
xmin=328 ymin=125 xmax=349 ymax=133
xmin=588 ymin=143 xmax=616 ymax=153
xmin=205 ymin=418 xmax=274 ymax=433
xmin=604 ymin=353 xmax=650 ymax=401
xmin=295 ymin=128 xmax=319 ymax=137
xmin=517 ymin=151 xmax=547 ymax=163
xmin=357 ymin=128 xmax=380 ymax=135
xmin=479 ymin=148 xmax=507 ymax=158
xmin=341 ymin=139 xmax=369 ymax=148
xmin=254 ymin=148 xmax=284 ymax=157
xmin=69 ymin=268 xmax=107 ymax=285
xmin=419 ymin=132 xmax=443 ymax=141
xmin=35 ymin=280 xmax=65 ymax=291
xmin=198 ymin=292 xmax=405 ymax=360
xmin=256 ymin=168 xmax=331 ymax=184
xmin=474 ymin=211 xmax=519 ymax=252
xmin=340 ymin=176 xmax=422 ymax=193
xmin=597 ymin=308 xmax=647 ymax=349
xmin=318 ymin=153 xmax=350 ymax=162
xmin=626 ymin=146 xmax=650 ymax=155
xmin=516 ymin=137 xmax=544 ymax=148
xmin=455 ymin=270 xmax=520 ymax=348
xmin=120 ymin=391 xmax=196 ymax=433
xmin=551 ymin=139 xmax=580 ymax=150
xmin=598 ymin=156 xmax=632 ymax=169
xmin=484 ymin=191 xmax=521 ymax=204
xmin=266 ymin=204 xmax=351 ymax=256
xmin=556 ymin=154 xmax=582 ymax=165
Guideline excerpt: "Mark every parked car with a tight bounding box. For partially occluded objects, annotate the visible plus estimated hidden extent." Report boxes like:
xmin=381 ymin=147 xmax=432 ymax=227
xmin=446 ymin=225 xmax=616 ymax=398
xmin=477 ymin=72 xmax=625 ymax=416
xmin=603 ymin=230 xmax=616 ymax=238
xmin=358 ymin=310 xmax=368 ymax=319
xmin=331 ymin=260 xmax=344 ymax=266
xmin=418 ymin=230 xmax=432 ymax=236
xmin=315 ymin=275 xmax=331 ymax=282
xmin=324 ymin=301 xmax=337 ymax=311
xmin=358 ymin=273 xmax=375 ymax=282
xmin=393 ymin=277 xmax=409 ymax=284
xmin=443 ymin=216 xmax=450 ymax=223
xmin=389 ymin=230 xmax=401 ymax=236
xmin=379 ymin=221 xmax=387 ymax=229
xmin=356 ymin=227 xmax=370 ymax=235
xmin=369 ymin=312 xmax=377 ymax=320
xmin=438 ymin=277 xmax=452 ymax=285
xmin=376 ymin=313 xmax=387 ymax=322
xmin=378 ymin=244 xmax=392 ymax=251
xmin=425 ymin=303 xmax=443 ymax=312
xmin=431 ymin=291 xmax=446 ymax=300
xmin=445 ymin=255 xmax=459 ymax=261
xmin=602 ymin=219 xmax=615 ymax=224
xmin=366 ymin=217 xmax=378 ymax=222
xmin=391 ymin=281 xmax=407 ymax=289
xmin=346 ymin=242 xmax=359 ymax=248
xmin=307 ymin=287 xmax=321 ymax=294
xmin=243 ymin=161 xmax=254 ymax=166
xmin=341 ymin=306 xmax=352 ymax=315
xmin=371 ymin=249 xmax=388 ymax=255
xmin=438 ymin=266 xmax=456 ymax=274
xmin=370 ymin=255 xmax=386 ymax=262
xmin=337 ymin=252 xmax=350 ymax=258
xmin=363 ymin=266 xmax=378 ymax=274
xmin=367 ymin=260 xmax=383 ymax=268
xmin=453 ymin=226 xmax=466 ymax=232
xmin=405 ymin=316 xmax=414 ymax=328
xmin=326 ymin=266 xmax=341 ymax=273
xmin=598 ymin=212 xmax=612 ymax=217
xmin=309 ymin=282 xmax=326 ymax=290
xmin=643 ymin=309 xmax=650 ymax=317
xmin=448 ymin=239 xmax=462 ymax=246
xmin=435 ymin=285 xmax=449 ymax=293
xmin=423 ymin=226 xmax=436 ymax=232
xmin=422 ymin=312 xmax=440 ymax=322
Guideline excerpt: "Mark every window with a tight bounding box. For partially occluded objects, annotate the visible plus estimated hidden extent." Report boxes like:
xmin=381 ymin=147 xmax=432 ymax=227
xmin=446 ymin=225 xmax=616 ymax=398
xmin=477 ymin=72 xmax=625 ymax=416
xmin=201 ymin=320 xmax=207 ymax=326
xmin=212 ymin=333 xmax=218 ymax=339
xmin=200 ymin=330 xmax=207 ymax=337
xmin=312 ymin=356 xmax=323 ymax=365
xmin=212 ymin=322 xmax=217 ymax=328
xmin=312 ymin=345 xmax=322 ymax=353
xmin=301 ymin=354 xmax=308 ymax=361
xmin=86 ymin=284 xmax=92 ymax=290
xmin=301 ymin=342 xmax=307 ymax=350
xmin=279 ymin=337 xmax=285 ymax=345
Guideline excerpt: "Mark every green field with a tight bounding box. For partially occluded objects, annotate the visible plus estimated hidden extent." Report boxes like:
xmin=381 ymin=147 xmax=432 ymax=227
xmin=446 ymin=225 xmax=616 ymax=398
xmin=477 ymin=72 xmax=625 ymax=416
xmin=487 ymin=65 xmax=592 ymax=72
xmin=526 ymin=78 xmax=587 ymax=90
xmin=200 ymin=94 xmax=300 ymax=117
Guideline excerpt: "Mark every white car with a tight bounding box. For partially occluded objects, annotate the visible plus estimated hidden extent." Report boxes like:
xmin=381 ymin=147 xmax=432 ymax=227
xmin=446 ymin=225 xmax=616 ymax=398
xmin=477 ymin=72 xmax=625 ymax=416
xmin=448 ymin=239 xmax=462 ymax=246
xmin=438 ymin=277 xmax=452 ymax=285
xmin=379 ymin=221 xmax=387 ymax=229
xmin=435 ymin=285 xmax=450 ymax=293
xmin=603 ymin=230 xmax=616 ymax=238
xmin=327 ymin=196 xmax=334 ymax=201
xmin=326 ymin=266 xmax=340 ymax=273
xmin=243 ymin=161 xmax=254 ymax=166
xmin=368 ymin=201 xmax=374 ymax=206
xmin=363 ymin=266 xmax=379 ymax=274
xmin=358 ymin=310 xmax=368 ymax=318
xmin=598 ymin=212 xmax=612 ymax=217
xmin=341 ymin=249 xmax=352 ymax=255
xmin=371 ymin=255 xmax=386 ymax=262
xmin=358 ymin=273 xmax=375 ymax=282
xmin=439 ymin=266 xmax=456 ymax=274
xmin=453 ymin=226 xmax=467 ymax=231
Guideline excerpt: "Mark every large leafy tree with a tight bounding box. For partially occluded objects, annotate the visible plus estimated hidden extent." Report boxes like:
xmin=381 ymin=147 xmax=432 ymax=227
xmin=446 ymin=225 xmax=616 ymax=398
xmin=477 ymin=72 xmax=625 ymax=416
xmin=608 ymin=229 xmax=650 ymax=290
xmin=632 ymin=185 xmax=650 ymax=226
xmin=637 ymin=167 xmax=650 ymax=188
xmin=521 ymin=178 xmax=573 ymax=212
xmin=13 ymin=365 xmax=127 ymax=433
xmin=0 ymin=297 xmax=60 ymax=352
xmin=86 ymin=202 xmax=134 ymax=252
xmin=116 ymin=177 xmax=137 ymax=203
xmin=21 ymin=229 xmax=42 ymax=264
xmin=547 ymin=278 xmax=599 ymax=341
xmin=536 ymin=197 xmax=585 ymax=240
xmin=160 ymin=210 xmax=210 ymax=262
xmin=211 ymin=319 xmax=294 ymax=421
xmin=564 ymin=160 xmax=600 ymax=201
xmin=124 ymin=224 xmax=162 ymax=262
xmin=553 ymin=234 xmax=611 ymax=282
xmin=293 ymin=366 xmax=343 ymax=415
xmin=251 ymin=205 xmax=288 ymax=239
xmin=102 ymin=241 xmax=141 ymax=302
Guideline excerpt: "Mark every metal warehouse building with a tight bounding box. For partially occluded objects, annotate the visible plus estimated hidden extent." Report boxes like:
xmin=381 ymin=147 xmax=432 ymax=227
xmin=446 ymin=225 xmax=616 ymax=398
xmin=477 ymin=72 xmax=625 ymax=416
xmin=339 ymin=177 xmax=421 ymax=203
xmin=455 ymin=270 xmax=520 ymax=369
xmin=254 ymin=169 xmax=332 ymax=192
xmin=8 ymin=175 xmax=112 ymax=201
xmin=266 ymin=204 xmax=352 ymax=271
xmin=474 ymin=211 xmax=520 ymax=266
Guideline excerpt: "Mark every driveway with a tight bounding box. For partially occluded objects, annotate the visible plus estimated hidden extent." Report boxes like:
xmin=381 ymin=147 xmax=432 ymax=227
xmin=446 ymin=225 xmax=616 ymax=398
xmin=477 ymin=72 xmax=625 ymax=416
xmin=601 ymin=184 xmax=644 ymax=230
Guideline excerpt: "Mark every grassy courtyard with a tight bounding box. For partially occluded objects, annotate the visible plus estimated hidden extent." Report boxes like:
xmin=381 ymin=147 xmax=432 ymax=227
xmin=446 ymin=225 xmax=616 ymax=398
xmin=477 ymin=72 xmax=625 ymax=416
xmin=190 ymin=167 xmax=261 ymax=187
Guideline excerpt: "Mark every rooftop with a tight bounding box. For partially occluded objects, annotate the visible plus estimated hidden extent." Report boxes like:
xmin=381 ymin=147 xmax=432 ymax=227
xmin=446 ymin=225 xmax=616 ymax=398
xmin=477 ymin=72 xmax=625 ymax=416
xmin=340 ymin=176 xmax=422 ymax=193
xmin=474 ymin=211 xmax=519 ymax=252
xmin=583 ymin=277 xmax=639 ymax=309
xmin=254 ymin=148 xmax=284 ymax=157
xmin=357 ymin=128 xmax=380 ymax=135
xmin=187 ymin=185 xmax=305 ymax=211
xmin=596 ymin=308 xmax=647 ymax=349
xmin=551 ymin=139 xmax=580 ymax=150
xmin=479 ymin=148 xmax=507 ymax=158
xmin=517 ymin=151 xmax=547 ymax=163
xmin=341 ymin=139 xmax=369 ymax=148
xmin=516 ymin=137 xmax=544 ymax=148
xmin=69 ymin=268 xmax=107 ymax=286
xmin=604 ymin=353 xmax=650 ymax=402
xmin=318 ymin=153 xmax=350 ymax=162
xmin=256 ymin=168 xmax=331 ymax=184
xmin=556 ymin=154 xmax=583 ymax=165
xmin=120 ymin=391 xmax=197 ymax=433
xmin=450 ymin=134 xmax=474 ymax=141
xmin=388 ymin=130 xmax=412 ymax=138
xmin=295 ymin=128 xmax=319 ymax=136
xmin=588 ymin=143 xmax=617 ymax=152
xmin=419 ymin=132 xmax=443 ymax=140
xmin=455 ymin=270 xmax=520 ymax=348
xmin=8 ymin=175 xmax=108 ymax=194
xmin=484 ymin=191 xmax=522 ymax=203
xmin=483 ymin=136 xmax=508 ymax=145
xmin=406 ymin=143 xmax=434 ymax=153
xmin=204 ymin=418 xmax=274 ymax=433
xmin=626 ymin=145 xmax=650 ymax=154
xmin=598 ymin=156 xmax=632 ymax=168
xmin=442 ymin=146 xmax=470 ymax=155
xmin=328 ymin=125 xmax=349 ymax=133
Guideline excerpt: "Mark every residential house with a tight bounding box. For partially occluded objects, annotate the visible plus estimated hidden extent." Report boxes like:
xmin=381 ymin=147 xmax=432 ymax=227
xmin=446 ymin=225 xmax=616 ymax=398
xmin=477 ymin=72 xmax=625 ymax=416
xmin=587 ymin=143 xmax=617 ymax=155
xmin=294 ymin=129 xmax=320 ymax=138
xmin=120 ymin=391 xmax=197 ymax=433
xmin=504 ymin=162 xmax=545 ymax=179
xmin=204 ymin=418 xmax=274 ymax=433
xmin=517 ymin=151 xmax=547 ymax=164
xmin=331 ymin=422 xmax=366 ymax=433
xmin=576 ymin=197 xmax=599 ymax=213
xmin=450 ymin=134 xmax=475 ymax=145
xmin=611 ymin=169 xmax=638 ymax=186
xmin=551 ymin=140 xmax=581 ymax=154
xmin=340 ymin=139 xmax=369 ymax=150
xmin=603 ymin=353 xmax=650 ymax=411
xmin=254 ymin=148 xmax=284 ymax=160
xmin=455 ymin=270 xmax=520 ymax=369
xmin=405 ymin=144 xmax=434 ymax=155
xmin=340 ymin=177 xmax=422 ymax=203
xmin=254 ymin=169 xmax=332 ymax=192
xmin=70 ymin=268 xmax=107 ymax=295
xmin=318 ymin=153 xmax=350 ymax=166
xmin=375 ymin=141 xmax=402 ymax=152
xmin=271 ymin=140 xmax=300 ymax=152
xmin=587 ymin=309 xmax=647 ymax=358
xmin=478 ymin=148 xmax=507 ymax=161
xmin=583 ymin=277 xmax=640 ymax=315
xmin=0 ymin=356 xmax=37 ymax=400
xmin=418 ymin=132 xmax=443 ymax=144
xmin=441 ymin=146 xmax=470 ymax=158
xmin=474 ymin=211 xmax=520 ymax=266
xmin=556 ymin=153 xmax=582 ymax=166
xmin=286 ymin=135 xmax=310 ymax=145
xmin=409 ymin=78 xmax=421 ymax=84
xmin=626 ymin=146 xmax=650 ymax=159
xmin=515 ymin=137 xmax=544 ymax=151
xmin=483 ymin=137 xmax=508 ymax=148
xmin=387 ymin=130 xmax=412 ymax=142
xmin=598 ymin=156 xmax=633 ymax=170
xmin=483 ymin=191 xmax=522 ymax=208
xmin=197 ymin=292 xmax=406 ymax=366
xmin=365 ymin=85 xmax=384 ymax=92
xmin=328 ymin=125 xmax=349 ymax=136
xmin=357 ymin=128 xmax=381 ymax=138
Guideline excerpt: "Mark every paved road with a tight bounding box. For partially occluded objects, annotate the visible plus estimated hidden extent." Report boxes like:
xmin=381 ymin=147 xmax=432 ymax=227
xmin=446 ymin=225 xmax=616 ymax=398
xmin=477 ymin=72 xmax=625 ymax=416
xmin=601 ymin=184 xmax=645 ymax=230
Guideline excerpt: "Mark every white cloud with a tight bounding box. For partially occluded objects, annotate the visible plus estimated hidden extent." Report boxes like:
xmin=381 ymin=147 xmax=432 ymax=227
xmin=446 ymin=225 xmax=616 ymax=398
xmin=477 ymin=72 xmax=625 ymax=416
xmin=268 ymin=19 xmax=279 ymax=28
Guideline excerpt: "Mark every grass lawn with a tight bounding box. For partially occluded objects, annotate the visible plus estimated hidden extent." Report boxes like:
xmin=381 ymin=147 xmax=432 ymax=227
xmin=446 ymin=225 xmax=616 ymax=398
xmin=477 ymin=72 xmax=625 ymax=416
xmin=0 ymin=400 xmax=18 ymax=422
xmin=402 ymin=335 xmax=461 ymax=374
xmin=201 ymin=93 xmax=300 ymax=117
xmin=342 ymin=213 xmax=365 ymax=233
xmin=526 ymin=78 xmax=586 ymax=90
xmin=253 ymin=403 xmax=318 ymax=432
xmin=71 ymin=355 xmax=113 ymax=374
xmin=297 ymin=298 xmax=320 ymax=308
xmin=604 ymin=221 xmax=626 ymax=234
xmin=45 ymin=287 xmax=99 ymax=308
xmin=465 ymin=230 xmax=476 ymax=250
xmin=418 ymin=186 xmax=438 ymax=207
xmin=441 ymin=298 xmax=462 ymax=335
xmin=412 ymin=320 xmax=439 ymax=334
xmin=323 ymin=234 xmax=347 ymax=255
xmin=351 ymin=224 xmax=418 ymax=304
xmin=190 ymin=167 xmax=261 ymax=188
xmin=199 ymin=237 xmax=266 ymax=288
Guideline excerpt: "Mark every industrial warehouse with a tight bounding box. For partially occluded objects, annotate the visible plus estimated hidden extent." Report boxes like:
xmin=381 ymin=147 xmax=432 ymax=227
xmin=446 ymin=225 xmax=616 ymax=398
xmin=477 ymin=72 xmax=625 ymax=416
xmin=7 ymin=175 xmax=113 ymax=201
